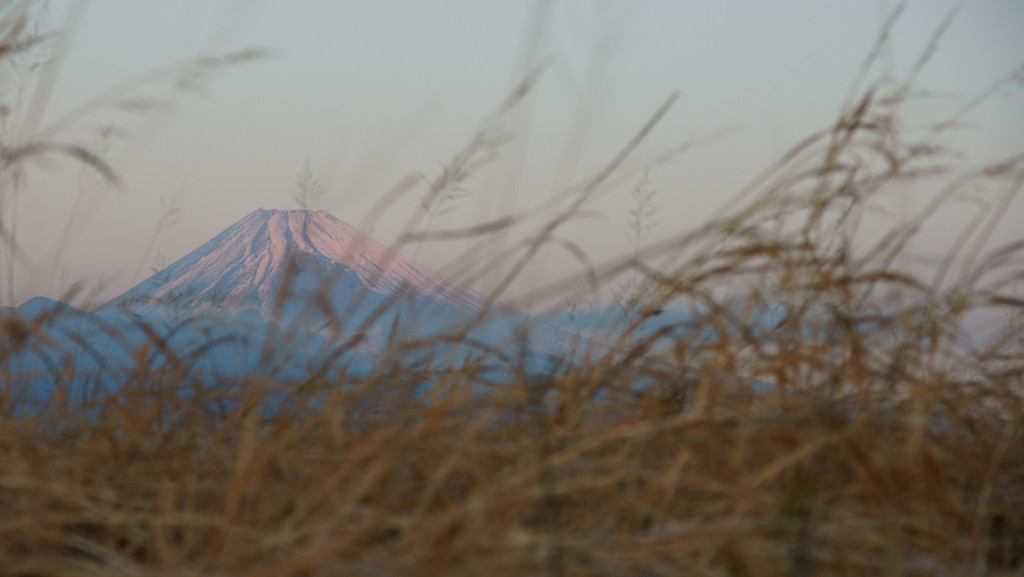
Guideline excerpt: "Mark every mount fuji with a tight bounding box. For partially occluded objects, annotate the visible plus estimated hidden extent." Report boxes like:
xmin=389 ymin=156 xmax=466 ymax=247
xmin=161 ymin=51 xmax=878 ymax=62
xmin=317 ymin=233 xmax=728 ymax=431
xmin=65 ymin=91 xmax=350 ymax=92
xmin=99 ymin=208 xmax=574 ymax=372
xmin=1 ymin=209 xmax=598 ymax=410
xmin=101 ymin=209 xmax=516 ymax=321
xmin=101 ymin=209 xmax=518 ymax=342
xmin=1 ymin=208 xmax=763 ymax=411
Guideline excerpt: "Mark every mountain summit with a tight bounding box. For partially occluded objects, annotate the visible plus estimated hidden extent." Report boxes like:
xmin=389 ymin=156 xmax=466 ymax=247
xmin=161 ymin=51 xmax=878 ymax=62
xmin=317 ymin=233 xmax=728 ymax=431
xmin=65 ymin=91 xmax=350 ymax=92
xmin=102 ymin=208 xmax=513 ymax=321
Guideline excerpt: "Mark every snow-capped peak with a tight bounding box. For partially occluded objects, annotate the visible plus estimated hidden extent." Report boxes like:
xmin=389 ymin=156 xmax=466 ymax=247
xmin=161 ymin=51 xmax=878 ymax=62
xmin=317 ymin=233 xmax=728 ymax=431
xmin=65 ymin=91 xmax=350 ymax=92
xmin=101 ymin=208 xmax=514 ymax=320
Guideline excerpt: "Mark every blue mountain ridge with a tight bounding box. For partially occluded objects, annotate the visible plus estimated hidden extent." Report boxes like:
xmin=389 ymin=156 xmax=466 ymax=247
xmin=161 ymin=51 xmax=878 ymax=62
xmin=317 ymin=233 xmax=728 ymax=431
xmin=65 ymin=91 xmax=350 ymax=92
xmin=4 ymin=210 xmax=828 ymax=413
xmin=2 ymin=210 xmax=582 ymax=412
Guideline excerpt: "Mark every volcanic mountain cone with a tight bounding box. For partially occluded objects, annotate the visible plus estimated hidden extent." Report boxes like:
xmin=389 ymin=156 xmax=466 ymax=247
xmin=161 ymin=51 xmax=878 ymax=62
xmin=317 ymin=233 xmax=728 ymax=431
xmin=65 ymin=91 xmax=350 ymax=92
xmin=100 ymin=209 xmax=529 ymax=355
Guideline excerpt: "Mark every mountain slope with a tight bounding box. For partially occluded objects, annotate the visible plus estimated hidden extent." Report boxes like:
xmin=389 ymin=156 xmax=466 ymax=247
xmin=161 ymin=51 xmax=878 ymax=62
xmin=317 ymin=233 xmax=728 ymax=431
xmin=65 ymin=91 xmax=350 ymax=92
xmin=96 ymin=209 xmax=564 ymax=372
xmin=101 ymin=209 xmax=514 ymax=319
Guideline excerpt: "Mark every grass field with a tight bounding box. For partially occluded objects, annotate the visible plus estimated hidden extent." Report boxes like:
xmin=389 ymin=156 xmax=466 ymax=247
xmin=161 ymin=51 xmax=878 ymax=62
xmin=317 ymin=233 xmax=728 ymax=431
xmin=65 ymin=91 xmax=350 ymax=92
xmin=2 ymin=4 xmax=1023 ymax=576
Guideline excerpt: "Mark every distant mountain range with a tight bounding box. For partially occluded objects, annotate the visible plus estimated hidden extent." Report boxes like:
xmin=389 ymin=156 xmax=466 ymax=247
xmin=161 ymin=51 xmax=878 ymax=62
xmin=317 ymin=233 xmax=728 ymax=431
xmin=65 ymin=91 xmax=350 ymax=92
xmin=2 ymin=209 xmax=593 ymax=408
xmin=2 ymin=208 xmax=792 ymax=411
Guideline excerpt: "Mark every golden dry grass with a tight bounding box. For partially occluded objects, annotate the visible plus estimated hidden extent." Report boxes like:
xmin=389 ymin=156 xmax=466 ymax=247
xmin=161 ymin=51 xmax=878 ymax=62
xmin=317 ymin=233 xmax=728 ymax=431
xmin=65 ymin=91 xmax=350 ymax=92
xmin=2 ymin=3 xmax=1023 ymax=576
xmin=0 ymin=349 xmax=1021 ymax=576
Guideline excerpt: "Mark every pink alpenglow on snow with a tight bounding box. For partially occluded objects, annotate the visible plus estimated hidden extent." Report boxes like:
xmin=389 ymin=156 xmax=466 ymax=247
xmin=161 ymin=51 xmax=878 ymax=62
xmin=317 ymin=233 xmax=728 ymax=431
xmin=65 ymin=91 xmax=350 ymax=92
xmin=102 ymin=209 xmax=516 ymax=321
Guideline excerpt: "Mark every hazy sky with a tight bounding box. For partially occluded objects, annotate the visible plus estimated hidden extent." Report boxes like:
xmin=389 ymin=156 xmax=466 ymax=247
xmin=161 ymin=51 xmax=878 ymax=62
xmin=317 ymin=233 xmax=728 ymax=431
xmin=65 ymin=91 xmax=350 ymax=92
xmin=7 ymin=0 xmax=1024 ymax=308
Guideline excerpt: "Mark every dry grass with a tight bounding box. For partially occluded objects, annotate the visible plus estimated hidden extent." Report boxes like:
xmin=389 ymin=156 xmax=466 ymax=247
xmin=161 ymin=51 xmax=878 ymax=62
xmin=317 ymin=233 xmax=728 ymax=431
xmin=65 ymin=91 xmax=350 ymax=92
xmin=2 ymin=4 xmax=1024 ymax=576
xmin=1 ymin=346 xmax=1022 ymax=576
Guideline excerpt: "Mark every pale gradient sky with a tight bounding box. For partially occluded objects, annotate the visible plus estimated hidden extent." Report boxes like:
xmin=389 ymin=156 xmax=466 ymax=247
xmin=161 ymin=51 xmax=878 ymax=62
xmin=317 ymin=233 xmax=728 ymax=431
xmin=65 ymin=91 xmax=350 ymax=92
xmin=8 ymin=0 xmax=1024 ymax=309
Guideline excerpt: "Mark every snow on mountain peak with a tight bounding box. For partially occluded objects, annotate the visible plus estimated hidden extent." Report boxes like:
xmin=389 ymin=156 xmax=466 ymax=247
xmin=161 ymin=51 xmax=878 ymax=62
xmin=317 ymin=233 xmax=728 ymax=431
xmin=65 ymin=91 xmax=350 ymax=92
xmin=101 ymin=208 xmax=514 ymax=320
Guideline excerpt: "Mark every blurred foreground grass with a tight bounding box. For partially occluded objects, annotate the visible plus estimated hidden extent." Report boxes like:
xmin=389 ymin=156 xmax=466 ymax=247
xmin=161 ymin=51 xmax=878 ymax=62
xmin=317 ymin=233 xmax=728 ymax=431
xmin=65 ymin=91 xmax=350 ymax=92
xmin=2 ymin=3 xmax=1023 ymax=576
